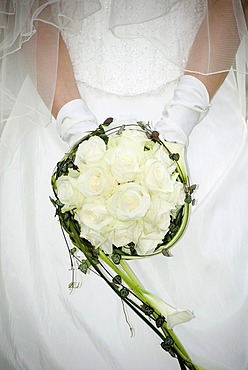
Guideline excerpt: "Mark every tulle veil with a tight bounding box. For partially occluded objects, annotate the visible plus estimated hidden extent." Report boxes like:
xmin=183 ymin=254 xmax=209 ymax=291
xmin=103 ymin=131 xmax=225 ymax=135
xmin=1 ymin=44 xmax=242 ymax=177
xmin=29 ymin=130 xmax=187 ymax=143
xmin=0 ymin=1 xmax=247 ymax=175
xmin=0 ymin=2 xmax=247 ymax=369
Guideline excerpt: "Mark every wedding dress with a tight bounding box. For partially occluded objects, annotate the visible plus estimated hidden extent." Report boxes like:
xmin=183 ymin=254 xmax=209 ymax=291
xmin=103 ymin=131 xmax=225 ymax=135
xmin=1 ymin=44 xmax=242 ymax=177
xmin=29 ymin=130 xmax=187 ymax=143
xmin=0 ymin=1 xmax=248 ymax=370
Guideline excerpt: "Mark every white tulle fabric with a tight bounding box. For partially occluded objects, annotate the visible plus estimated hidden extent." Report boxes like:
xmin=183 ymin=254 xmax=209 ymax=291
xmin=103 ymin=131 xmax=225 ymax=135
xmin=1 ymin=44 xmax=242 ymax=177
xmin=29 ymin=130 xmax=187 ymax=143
xmin=0 ymin=1 xmax=248 ymax=370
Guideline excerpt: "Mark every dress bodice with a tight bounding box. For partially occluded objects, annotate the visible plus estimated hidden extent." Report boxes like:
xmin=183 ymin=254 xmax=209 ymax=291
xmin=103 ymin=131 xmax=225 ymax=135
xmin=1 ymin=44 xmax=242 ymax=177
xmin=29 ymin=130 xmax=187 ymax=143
xmin=62 ymin=0 xmax=205 ymax=98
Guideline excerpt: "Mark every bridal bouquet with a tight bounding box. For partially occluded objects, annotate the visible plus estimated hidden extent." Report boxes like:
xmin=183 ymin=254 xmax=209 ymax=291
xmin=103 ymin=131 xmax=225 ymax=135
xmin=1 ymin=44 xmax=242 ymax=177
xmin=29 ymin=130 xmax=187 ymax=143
xmin=51 ymin=121 xmax=201 ymax=370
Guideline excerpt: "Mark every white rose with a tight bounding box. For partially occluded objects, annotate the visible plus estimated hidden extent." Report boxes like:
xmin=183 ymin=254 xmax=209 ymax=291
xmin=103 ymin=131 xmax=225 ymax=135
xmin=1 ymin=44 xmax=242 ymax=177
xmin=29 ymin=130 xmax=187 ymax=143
xmin=144 ymin=194 xmax=172 ymax=231
xmin=76 ymin=197 xmax=113 ymax=232
xmin=56 ymin=175 xmax=73 ymax=204
xmin=141 ymin=158 xmax=175 ymax=193
xmin=172 ymin=181 xmax=185 ymax=206
xmin=108 ymin=183 xmax=151 ymax=221
xmin=153 ymin=144 xmax=174 ymax=167
xmin=80 ymin=226 xmax=112 ymax=254
xmin=75 ymin=136 xmax=106 ymax=167
xmin=137 ymin=229 xmax=165 ymax=255
xmin=106 ymin=220 xmax=141 ymax=248
xmin=115 ymin=129 xmax=149 ymax=148
xmin=161 ymin=181 xmax=185 ymax=208
xmin=76 ymin=165 xmax=117 ymax=197
xmin=105 ymin=144 xmax=143 ymax=183
xmin=56 ymin=172 xmax=85 ymax=211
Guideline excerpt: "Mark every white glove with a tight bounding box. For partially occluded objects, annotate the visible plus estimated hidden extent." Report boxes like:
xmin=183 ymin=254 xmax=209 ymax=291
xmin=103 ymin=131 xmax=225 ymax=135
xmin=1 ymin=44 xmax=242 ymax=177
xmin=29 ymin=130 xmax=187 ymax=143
xmin=56 ymin=99 xmax=98 ymax=147
xmin=153 ymin=75 xmax=210 ymax=145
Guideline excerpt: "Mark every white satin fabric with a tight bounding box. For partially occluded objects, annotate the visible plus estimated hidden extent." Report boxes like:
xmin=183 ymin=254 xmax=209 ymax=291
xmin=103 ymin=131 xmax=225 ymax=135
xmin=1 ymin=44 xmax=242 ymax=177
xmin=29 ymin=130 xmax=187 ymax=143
xmin=1 ymin=1 xmax=248 ymax=370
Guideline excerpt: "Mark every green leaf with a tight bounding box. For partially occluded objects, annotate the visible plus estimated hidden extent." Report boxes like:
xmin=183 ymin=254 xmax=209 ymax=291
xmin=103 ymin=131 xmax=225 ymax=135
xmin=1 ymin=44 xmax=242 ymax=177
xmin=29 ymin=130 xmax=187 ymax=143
xmin=169 ymin=153 xmax=180 ymax=161
xmin=189 ymin=184 xmax=197 ymax=193
xmin=112 ymin=275 xmax=122 ymax=285
xmin=156 ymin=316 xmax=165 ymax=328
xmin=70 ymin=247 xmax=77 ymax=255
xmin=120 ymin=287 xmax=129 ymax=299
xmin=116 ymin=125 xmax=125 ymax=135
xmin=129 ymin=243 xmax=138 ymax=256
xmin=49 ymin=196 xmax=57 ymax=207
xmin=68 ymin=282 xmax=80 ymax=289
xmin=161 ymin=336 xmax=174 ymax=351
xmin=78 ymin=260 xmax=90 ymax=274
xmin=184 ymin=194 xmax=192 ymax=204
xmin=111 ymin=253 xmax=121 ymax=265
xmin=64 ymin=212 xmax=70 ymax=221
xmin=162 ymin=249 xmax=173 ymax=257
xmin=141 ymin=304 xmax=154 ymax=316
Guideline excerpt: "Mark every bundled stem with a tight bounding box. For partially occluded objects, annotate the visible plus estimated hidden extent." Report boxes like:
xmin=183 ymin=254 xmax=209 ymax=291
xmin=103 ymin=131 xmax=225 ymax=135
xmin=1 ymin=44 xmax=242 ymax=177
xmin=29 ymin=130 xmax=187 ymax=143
xmin=56 ymin=210 xmax=202 ymax=370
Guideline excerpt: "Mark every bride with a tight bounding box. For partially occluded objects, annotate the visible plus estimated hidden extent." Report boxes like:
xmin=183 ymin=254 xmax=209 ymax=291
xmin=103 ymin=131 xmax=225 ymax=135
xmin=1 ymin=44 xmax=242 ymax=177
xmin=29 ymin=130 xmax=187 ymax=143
xmin=0 ymin=1 xmax=248 ymax=369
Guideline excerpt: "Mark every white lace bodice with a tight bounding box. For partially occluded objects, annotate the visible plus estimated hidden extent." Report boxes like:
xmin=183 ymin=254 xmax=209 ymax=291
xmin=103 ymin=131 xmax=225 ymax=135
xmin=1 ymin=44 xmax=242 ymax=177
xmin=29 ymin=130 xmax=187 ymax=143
xmin=62 ymin=0 xmax=204 ymax=97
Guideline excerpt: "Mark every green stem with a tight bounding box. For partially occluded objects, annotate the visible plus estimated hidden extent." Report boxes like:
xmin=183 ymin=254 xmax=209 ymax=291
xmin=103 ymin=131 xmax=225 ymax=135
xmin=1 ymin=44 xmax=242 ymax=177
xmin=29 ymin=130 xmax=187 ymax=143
xmin=160 ymin=323 xmax=203 ymax=370
xmin=99 ymin=253 xmax=197 ymax=367
xmin=119 ymin=259 xmax=142 ymax=287
xmin=99 ymin=251 xmax=140 ymax=289
xmin=59 ymin=215 xmax=201 ymax=370
xmin=160 ymin=203 xmax=190 ymax=251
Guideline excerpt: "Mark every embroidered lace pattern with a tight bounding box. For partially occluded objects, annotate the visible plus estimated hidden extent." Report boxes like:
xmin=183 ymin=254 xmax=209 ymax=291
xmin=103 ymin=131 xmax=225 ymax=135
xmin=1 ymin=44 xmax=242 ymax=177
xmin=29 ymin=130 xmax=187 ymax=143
xmin=62 ymin=0 xmax=205 ymax=97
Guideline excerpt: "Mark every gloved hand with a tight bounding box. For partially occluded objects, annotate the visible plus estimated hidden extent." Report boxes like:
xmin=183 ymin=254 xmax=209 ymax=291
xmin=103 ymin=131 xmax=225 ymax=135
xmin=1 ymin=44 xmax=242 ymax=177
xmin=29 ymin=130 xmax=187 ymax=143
xmin=56 ymin=99 xmax=98 ymax=148
xmin=153 ymin=75 xmax=210 ymax=145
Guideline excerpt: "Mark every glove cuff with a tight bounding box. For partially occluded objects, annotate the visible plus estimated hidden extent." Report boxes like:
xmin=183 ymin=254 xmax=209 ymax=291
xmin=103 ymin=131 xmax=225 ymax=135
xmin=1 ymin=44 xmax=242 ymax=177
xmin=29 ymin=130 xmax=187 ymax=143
xmin=155 ymin=75 xmax=210 ymax=145
xmin=164 ymin=75 xmax=210 ymax=121
xmin=56 ymin=99 xmax=97 ymax=146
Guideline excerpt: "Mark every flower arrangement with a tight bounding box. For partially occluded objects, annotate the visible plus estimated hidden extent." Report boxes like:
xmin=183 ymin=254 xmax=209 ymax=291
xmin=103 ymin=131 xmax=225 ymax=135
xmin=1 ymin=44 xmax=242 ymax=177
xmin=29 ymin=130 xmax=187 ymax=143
xmin=51 ymin=121 xmax=201 ymax=370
